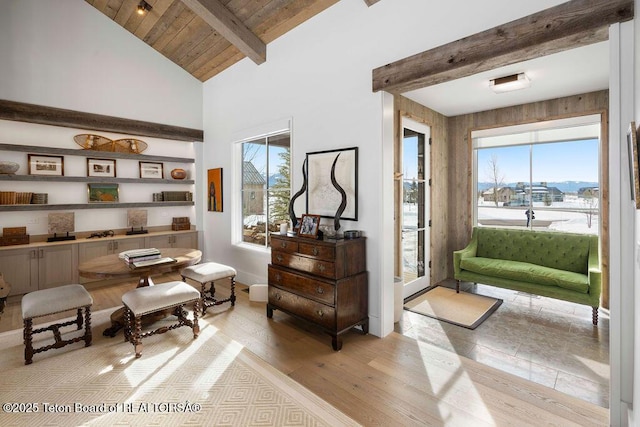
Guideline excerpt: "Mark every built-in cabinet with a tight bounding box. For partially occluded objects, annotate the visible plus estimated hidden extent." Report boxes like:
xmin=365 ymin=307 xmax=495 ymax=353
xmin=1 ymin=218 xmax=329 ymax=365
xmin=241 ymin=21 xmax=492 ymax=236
xmin=0 ymin=244 xmax=76 ymax=294
xmin=1 ymin=230 xmax=197 ymax=295
xmin=147 ymin=233 xmax=196 ymax=249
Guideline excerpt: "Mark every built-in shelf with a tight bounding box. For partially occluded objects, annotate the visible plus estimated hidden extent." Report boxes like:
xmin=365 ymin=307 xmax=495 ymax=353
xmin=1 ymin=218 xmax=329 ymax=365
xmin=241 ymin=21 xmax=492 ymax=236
xmin=0 ymin=143 xmax=195 ymax=163
xmin=0 ymin=175 xmax=194 ymax=184
xmin=0 ymin=201 xmax=194 ymax=212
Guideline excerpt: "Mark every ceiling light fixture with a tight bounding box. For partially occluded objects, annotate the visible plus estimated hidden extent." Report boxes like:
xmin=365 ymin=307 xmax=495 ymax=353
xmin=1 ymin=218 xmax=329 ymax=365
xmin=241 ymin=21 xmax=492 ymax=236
xmin=137 ymin=0 xmax=152 ymax=15
xmin=489 ymin=73 xmax=531 ymax=93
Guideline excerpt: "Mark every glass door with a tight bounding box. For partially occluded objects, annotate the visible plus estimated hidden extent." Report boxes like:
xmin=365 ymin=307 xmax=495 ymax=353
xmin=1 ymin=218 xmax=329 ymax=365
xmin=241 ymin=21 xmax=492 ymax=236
xmin=401 ymin=117 xmax=430 ymax=298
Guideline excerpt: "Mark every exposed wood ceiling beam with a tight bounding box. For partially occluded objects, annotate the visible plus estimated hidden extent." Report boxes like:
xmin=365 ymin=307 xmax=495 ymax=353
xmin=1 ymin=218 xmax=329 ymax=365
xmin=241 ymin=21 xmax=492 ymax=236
xmin=363 ymin=0 xmax=381 ymax=6
xmin=181 ymin=0 xmax=266 ymax=65
xmin=0 ymin=99 xmax=204 ymax=142
xmin=372 ymin=0 xmax=633 ymax=93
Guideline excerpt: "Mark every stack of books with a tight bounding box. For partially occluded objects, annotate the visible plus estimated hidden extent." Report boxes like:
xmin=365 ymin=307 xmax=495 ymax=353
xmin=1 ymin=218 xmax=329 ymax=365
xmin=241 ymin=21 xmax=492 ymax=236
xmin=121 ymin=248 xmax=161 ymax=265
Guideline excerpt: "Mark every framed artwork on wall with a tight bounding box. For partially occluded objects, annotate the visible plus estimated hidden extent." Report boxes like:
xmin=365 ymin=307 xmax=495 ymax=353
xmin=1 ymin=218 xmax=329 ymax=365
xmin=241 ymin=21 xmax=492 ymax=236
xmin=87 ymin=158 xmax=116 ymax=178
xmin=88 ymin=183 xmax=119 ymax=203
xmin=28 ymin=154 xmax=64 ymax=176
xmin=139 ymin=161 xmax=164 ymax=179
xmin=208 ymin=168 xmax=223 ymax=212
xmin=306 ymin=147 xmax=358 ymax=220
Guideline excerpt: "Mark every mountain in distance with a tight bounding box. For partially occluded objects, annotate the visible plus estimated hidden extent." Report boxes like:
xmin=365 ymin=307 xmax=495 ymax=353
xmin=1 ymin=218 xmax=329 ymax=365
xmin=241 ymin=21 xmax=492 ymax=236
xmin=477 ymin=181 xmax=598 ymax=193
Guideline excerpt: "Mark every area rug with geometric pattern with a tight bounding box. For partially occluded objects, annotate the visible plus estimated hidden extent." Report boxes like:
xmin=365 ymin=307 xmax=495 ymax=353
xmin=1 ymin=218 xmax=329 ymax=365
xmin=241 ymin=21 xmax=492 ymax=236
xmin=0 ymin=308 xmax=359 ymax=426
xmin=404 ymin=286 xmax=502 ymax=330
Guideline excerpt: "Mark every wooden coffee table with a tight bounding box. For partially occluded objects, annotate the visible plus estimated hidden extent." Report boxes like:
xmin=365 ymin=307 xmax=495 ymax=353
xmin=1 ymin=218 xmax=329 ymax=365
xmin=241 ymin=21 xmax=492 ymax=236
xmin=78 ymin=248 xmax=202 ymax=337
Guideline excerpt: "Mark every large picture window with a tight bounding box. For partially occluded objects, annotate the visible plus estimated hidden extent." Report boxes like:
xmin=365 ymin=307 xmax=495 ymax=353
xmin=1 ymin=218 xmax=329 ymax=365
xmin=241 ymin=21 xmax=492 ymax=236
xmin=473 ymin=116 xmax=601 ymax=235
xmin=240 ymin=132 xmax=291 ymax=247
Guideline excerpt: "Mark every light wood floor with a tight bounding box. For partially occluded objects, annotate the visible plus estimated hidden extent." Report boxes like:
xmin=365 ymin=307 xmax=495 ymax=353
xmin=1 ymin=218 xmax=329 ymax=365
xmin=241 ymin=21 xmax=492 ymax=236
xmin=0 ymin=275 xmax=609 ymax=426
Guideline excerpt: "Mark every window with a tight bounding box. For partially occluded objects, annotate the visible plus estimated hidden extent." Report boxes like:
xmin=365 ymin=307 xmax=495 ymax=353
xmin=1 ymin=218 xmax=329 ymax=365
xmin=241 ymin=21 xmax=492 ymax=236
xmin=240 ymin=132 xmax=291 ymax=247
xmin=473 ymin=116 xmax=601 ymax=235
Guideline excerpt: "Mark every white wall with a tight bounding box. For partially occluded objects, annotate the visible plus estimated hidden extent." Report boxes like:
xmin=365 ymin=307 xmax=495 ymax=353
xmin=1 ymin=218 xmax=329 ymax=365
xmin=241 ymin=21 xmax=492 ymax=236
xmin=200 ymin=0 xmax=566 ymax=337
xmin=0 ymin=0 xmax=202 ymax=129
xmin=0 ymin=0 xmax=202 ymax=234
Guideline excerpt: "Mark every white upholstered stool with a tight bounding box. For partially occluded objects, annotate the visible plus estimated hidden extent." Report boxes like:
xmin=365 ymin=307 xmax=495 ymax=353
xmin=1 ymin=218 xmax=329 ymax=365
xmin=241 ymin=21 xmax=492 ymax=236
xmin=181 ymin=262 xmax=237 ymax=315
xmin=122 ymin=281 xmax=200 ymax=358
xmin=21 ymin=284 xmax=93 ymax=365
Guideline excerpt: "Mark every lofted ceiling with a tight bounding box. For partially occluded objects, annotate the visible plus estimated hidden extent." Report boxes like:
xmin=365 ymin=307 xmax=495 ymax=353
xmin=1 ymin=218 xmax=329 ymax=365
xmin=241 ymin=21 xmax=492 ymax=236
xmin=85 ymin=0 xmax=341 ymax=82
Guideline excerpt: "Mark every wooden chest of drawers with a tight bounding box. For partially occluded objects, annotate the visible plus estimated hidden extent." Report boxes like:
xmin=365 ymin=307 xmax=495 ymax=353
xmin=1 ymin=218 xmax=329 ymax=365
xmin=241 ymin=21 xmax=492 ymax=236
xmin=267 ymin=234 xmax=368 ymax=351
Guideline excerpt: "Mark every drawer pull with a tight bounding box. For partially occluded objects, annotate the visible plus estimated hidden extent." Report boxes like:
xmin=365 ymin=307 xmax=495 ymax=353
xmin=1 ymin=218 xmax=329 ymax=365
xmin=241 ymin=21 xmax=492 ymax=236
xmin=316 ymin=286 xmax=324 ymax=295
xmin=317 ymin=310 xmax=324 ymax=317
xmin=275 ymin=273 xmax=282 ymax=282
xmin=312 ymin=247 xmax=319 ymax=256
xmin=276 ymin=254 xmax=283 ymax=262
xmin=280 ymin=241 xmax=287 ymax=248
xmin=317 ymin=264 xmax=326 ymax=272
xmin=276 ymin=293 xmax=282 ymax=301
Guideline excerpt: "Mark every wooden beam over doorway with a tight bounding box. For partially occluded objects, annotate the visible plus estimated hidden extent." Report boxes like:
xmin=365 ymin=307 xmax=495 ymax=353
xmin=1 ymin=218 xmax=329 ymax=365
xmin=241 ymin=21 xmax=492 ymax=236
xmin=181 ymin=0 xmax=267 ymax=65
xmin=372 ymin=0 xmax=633 ymax=93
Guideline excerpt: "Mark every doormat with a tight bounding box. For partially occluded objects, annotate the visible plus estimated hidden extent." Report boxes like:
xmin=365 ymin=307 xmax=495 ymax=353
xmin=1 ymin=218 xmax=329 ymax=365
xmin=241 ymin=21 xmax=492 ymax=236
xmin=404 ymin=286 xmax=502 ymax=329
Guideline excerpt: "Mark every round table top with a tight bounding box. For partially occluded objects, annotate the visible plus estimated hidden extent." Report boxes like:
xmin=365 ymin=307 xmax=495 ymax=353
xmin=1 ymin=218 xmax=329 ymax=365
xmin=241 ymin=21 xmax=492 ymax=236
xmin=78 ymin=248 xmax=202 ymax=280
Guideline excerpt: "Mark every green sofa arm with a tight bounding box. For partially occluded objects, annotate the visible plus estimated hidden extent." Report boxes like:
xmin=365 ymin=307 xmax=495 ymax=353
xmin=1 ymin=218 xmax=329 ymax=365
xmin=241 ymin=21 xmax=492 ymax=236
xmin=453 ymin=228 xmax=478 ymax=277
xmin=587 ymin=235 xmax=601 ymax=307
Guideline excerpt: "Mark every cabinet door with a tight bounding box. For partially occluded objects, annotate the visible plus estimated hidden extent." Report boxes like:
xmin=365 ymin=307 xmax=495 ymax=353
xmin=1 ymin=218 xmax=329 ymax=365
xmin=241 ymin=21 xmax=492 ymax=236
xmin=0 ymin=248 xmax=38 ymax=295
xmin=79 ymin=241 xmax=111 ymax=264
xmin=173 ymin=232 xmax=196 ymax=248
xmin=146 ymin=234 xmax=171 ymax=248
xmin=38 ymin=245 xmax=76 ymax=290
xmin=111 ymin=237 xmax=145 ymax=254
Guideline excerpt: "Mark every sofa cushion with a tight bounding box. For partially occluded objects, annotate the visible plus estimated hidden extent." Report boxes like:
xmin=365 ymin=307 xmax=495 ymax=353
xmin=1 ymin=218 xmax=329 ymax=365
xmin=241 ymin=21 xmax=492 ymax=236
xmin=475 ymin=227 xmax=590 ymax=274
xmin=460 ymin=257 xmax=589 ymax=293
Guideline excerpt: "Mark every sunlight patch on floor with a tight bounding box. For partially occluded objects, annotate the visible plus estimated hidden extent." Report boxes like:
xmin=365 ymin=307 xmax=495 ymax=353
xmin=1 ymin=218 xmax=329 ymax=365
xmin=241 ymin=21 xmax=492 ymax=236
xmin=417 ymin=339 xmax=496 ymax=425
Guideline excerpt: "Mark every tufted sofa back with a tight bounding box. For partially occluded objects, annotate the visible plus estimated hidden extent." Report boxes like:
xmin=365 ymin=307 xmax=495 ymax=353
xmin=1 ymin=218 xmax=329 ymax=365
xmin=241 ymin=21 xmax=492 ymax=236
xmin=474 ymin=227 xmax=595 ymax=274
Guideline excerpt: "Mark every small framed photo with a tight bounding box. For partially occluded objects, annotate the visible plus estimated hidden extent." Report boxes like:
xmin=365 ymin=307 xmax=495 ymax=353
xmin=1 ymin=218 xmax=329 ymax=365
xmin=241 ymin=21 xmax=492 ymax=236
xmin=28 ymin=154 xmax=64 ymax=176
xmin=87 ymin=158 xmax=116 ymax=178
xmin=139 ymin=161 xmax=164 ymax=179
xmin=88 ymin=183 xmax=119 ymax=203
xmin=298 ymin=214 xmax=321 ymax=238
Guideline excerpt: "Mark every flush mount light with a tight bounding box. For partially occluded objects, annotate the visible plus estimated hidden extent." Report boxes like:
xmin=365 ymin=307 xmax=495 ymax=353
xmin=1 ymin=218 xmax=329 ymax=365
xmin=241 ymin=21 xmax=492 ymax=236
xmin=137 ymin=0 xmax=152 ymax=15
xmin=489 ymin=73 xmax=531 ymax=93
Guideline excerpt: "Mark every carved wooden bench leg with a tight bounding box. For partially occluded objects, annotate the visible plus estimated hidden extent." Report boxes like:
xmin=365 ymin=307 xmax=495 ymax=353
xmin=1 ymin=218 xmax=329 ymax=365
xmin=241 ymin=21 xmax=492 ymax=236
xmin=24 ymin=318 xmax=34 ymax=365
xmin=134 ymin=315 xmax=143 ymax=359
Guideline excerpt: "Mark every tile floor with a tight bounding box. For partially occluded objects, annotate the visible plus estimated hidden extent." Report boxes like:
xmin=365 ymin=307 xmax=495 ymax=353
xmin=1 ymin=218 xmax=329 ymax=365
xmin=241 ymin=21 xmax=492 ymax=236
xmin=395 ymin=280 xmax=610 ymax=408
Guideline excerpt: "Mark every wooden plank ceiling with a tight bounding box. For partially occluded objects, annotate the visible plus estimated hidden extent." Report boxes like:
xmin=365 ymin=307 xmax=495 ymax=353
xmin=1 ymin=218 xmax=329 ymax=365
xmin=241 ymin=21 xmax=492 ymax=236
xmin=86 ymin=0 xmax=341 ymax=82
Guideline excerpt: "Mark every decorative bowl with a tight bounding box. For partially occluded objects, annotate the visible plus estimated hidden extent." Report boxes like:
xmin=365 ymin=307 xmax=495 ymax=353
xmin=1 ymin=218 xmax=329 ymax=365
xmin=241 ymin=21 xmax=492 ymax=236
xmin=0 ymin=161 xmax=19 ymax=175
xmin=170 ymin=168 xmax=187 ymax=180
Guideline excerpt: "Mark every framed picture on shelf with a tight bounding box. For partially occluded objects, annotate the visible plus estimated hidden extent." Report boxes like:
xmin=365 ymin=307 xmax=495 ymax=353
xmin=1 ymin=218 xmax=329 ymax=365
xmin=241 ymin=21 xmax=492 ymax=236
xmin=88 ymin=183 xmax=119 ymax=203
xmin=306 ymin=147 xmax=358 ymax=220
xmin=28 ymin=154 xmax=64 ymax=176
xmin=87 ymin=158 xmax=116 ymax=178
xmin=207 ymin=168 xmax=223 ymax=212
xmin=298 ymin=214 xmax=321 ymax=238
xmin=139 ymin=161 xmax=164 ymax=179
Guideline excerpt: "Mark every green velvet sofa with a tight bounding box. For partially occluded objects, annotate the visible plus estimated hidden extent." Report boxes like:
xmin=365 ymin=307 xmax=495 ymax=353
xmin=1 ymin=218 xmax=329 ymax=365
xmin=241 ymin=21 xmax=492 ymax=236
xmin=453 ymin=227 xmax=601 ymax=325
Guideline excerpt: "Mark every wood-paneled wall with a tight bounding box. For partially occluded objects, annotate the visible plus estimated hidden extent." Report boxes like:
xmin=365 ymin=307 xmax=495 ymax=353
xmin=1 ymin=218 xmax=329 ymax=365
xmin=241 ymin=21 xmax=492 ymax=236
xmin=447 ymin=90 xmax=610 ymax=307
xmin=394 ymin=96 xmax=449 ymax=286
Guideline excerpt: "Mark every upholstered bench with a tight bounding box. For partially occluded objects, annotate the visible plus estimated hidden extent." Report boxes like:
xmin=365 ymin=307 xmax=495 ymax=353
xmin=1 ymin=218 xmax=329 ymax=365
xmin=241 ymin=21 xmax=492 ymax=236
xmin=181 ymin=262 xmax=236 ymax=315
xmin=122 ymin=281 xmax=200 ymax=358
xmin=21 ymin=284 xmax=93 ymax=365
